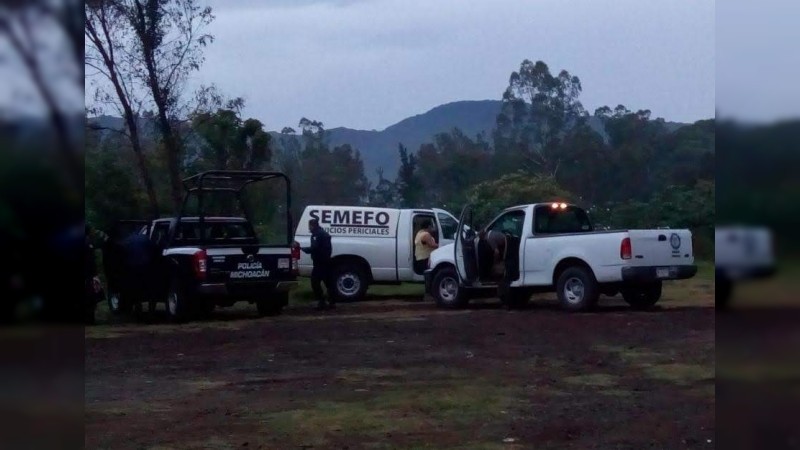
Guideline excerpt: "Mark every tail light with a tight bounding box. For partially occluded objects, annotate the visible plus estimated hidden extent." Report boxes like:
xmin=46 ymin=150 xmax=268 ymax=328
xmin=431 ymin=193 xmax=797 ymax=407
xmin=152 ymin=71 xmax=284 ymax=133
xmin=291 ymin=246 xmax=300 ymax=275
xmin=192 ymin=249 xmax=208 ymax=280
xmin=620 ymin=237 xmax=632 ymax=260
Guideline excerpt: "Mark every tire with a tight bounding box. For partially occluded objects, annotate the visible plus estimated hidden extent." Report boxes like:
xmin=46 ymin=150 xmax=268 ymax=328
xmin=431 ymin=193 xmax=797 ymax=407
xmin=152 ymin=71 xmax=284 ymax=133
xmin=257 ymin=292 xmax=287 ymax=317
xmin=165 ymin=279 xmax=190 ymax=323
xmin=501 ymin=288 xmax=531 ymax=309
xmin=107 ymin=291 xmax=132 ymax=316
xmin=556 ymin=266 xmax=600 ymax=312
xmin=621 ymin=282 xmax=663 ymax=310
xmin=716 ymin=276 xmax=732 ymax=310
xmin=432 ymin=266 xmax=468 ymax=309
xmin=331 ymin=263 xmax=369 ymax=303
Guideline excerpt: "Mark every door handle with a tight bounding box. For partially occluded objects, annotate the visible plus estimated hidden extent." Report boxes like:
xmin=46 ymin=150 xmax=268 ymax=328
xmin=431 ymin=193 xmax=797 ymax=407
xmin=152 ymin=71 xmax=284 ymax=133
xmin=658 ymin=235 xmax=666 ymax=241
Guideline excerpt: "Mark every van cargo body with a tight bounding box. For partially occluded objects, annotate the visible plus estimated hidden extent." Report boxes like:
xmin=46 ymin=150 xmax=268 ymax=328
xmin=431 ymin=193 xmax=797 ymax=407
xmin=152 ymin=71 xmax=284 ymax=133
xmin=294 ymin=205 xmax=459 ymax=302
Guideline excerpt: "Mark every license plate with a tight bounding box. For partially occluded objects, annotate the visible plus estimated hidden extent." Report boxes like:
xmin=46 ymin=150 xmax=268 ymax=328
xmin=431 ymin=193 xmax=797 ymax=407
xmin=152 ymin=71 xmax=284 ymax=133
xmin=278 ymin=258 xmax=290 ymax=269
xmin=656 ymin=267 xmax=670 ymax=278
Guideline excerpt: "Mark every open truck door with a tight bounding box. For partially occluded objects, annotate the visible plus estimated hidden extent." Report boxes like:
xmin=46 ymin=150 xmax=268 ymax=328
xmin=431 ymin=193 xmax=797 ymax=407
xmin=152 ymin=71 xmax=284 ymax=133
xmin=454 ymin=205 xmax=479 ymax=286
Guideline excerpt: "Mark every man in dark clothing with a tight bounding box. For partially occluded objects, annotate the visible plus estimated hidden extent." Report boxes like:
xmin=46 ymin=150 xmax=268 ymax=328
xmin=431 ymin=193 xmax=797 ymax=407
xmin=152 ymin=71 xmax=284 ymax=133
xmin=120 ymin=232 xmax=157 ymax=313
xmin=85 ymin=224 xmax=104 ymax=324
xmin=295 ymin=219 xmax=334 ymax=310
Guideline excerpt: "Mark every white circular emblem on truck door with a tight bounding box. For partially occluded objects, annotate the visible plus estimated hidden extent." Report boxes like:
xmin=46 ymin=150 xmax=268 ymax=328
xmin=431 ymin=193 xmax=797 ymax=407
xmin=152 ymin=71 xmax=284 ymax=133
xmin=670 ymin=233 xmax=681 ymax=249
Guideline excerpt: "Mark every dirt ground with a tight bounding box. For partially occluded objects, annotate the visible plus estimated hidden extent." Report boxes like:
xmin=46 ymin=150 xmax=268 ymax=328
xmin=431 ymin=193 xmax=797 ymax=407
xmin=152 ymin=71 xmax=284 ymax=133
xmin=85 ymin=280 xmax=715 ymax=449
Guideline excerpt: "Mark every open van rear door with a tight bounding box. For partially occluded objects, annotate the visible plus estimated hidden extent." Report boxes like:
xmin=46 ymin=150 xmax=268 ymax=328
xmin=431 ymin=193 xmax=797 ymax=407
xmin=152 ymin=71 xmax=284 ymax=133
xmin=454 ymin=205 xmax=478 ymax=285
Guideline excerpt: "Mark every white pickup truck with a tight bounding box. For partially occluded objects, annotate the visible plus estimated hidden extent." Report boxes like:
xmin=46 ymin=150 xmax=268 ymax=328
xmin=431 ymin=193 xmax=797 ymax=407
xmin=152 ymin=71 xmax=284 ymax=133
xmin=295 ymin=205 xmax=459 ymax=301
xmin=714 ymin=226 xmax=776 ymax=308
xmin=424 ymin=203 xmax=697 ymax=311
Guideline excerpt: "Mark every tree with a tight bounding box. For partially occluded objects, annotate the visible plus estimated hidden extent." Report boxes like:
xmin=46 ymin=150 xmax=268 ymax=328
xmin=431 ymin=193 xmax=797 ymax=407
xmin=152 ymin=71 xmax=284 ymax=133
xmin=494 ymin=60 xmax=587 ymax=177
xmin=85 ymin=129 xmax=146 ymax=230
xmin=85 ymin=0 xmax=159 ymax=216
xmin=191 ymin=104 xmax=272 ymax=172
xmin=369 ymin=168 xmax=398 ymax=207
xmin=553 ymin=122 xmax=608 ymax=205
xmin=594 ymin=105 xmax=669 ymax=202
xmin=274 ymin=118 xmax=369 ymax=217
xmin=415 ymin=129 xmax=493 ymax=210
xmin=115 ymin=0 xmax=215 ymax=211
xmin=467 ymin=172 xmax=573 ymax=226
xmin=396 ymin=144 xmax=422 ymax=207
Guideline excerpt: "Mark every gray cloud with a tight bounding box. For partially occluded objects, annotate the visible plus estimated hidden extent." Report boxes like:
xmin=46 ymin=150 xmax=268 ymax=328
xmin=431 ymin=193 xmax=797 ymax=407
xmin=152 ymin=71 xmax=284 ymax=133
xmin=190 ymin=0 xmax=715 ymax=130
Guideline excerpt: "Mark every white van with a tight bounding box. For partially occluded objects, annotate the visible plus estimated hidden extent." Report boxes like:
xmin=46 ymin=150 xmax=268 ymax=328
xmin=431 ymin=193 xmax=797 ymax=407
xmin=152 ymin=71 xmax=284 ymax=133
xmin=294 ymin=206 xmax=459 ymax=301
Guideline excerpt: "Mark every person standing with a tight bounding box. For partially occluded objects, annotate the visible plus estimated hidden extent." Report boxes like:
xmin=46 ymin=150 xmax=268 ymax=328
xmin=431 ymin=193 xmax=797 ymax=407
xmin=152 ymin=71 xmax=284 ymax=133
xmin=413 ymin=220 xmax=439 ymax=274
xmin=85 ymin=224 xmax=105 ymax=324
xmin=481 ymin=229 xmax=507 ymax=280
xmin=295 ymin=219 xmax=334 ymax=310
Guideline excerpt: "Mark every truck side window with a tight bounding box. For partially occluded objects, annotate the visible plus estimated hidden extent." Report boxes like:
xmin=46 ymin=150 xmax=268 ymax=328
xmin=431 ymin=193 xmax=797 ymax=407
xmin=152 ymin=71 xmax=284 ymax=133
xmin=151 ymin=223 xmax=169 ymax=247
xmin=487 ymin=210 xmax=525 ymax=237
xmin=437 ymin=213 xmax=458 ymax=240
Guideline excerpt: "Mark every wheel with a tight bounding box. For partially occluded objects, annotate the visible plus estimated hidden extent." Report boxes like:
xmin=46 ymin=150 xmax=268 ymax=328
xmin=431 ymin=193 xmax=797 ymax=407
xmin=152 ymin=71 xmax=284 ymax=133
xmin=556 ymin=266 xmax=600 ymax=312
xmin=501 ymin=288 xmax=531 ymax=309
xmin=257 ymin=292 xmax=287 ymax=317
xmin=432 ymin=266 xmax=468 ymax=309
xmin=165 ymin=279 xmax=190 ymax=323
xmin=716 ymin=276 xmax=732 ymax=310
xmin=107 ymin=291 xmax=132 ymax=316
xmin=621 ymin=282 xmax=663 ymax=310
xmin=331 ymin=263 xmax=369 ymax=303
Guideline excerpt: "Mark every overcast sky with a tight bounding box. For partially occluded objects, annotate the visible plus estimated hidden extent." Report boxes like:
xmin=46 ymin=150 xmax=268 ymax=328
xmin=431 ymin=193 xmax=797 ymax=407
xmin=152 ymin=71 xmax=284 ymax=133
xmin=194 ymin=0 xmax=715 ymax=131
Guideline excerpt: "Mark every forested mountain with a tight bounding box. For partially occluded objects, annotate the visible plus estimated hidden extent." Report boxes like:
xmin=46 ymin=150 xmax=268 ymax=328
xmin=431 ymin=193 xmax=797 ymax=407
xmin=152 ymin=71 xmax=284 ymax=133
xmin=91 ymin=100 xmax=685 ymax=182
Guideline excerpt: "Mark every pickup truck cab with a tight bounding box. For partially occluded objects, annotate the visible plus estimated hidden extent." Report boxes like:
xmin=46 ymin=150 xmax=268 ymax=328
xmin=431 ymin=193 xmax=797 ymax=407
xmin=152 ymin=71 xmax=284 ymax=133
xmin=294 ymin=206 xmax=459 ymax=302
xmin=104 ymin=171 xmax=299 ymax=322
xmin=425 ymin=202 xmax=697 ymax=311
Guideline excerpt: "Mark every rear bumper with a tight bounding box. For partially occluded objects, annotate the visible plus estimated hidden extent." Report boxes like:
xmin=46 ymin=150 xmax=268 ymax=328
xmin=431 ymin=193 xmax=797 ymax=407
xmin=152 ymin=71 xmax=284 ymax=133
xmin=196 ymin=280 xmax=298 ymax=296
xmin=621 ymin=265 xmax=697 ymax=283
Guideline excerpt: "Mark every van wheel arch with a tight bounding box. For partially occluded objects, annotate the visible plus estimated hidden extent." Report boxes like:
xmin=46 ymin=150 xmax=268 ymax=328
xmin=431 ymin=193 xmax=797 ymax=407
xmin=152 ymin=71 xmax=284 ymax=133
xmin=330 ymin=255 xmax=373 ymax=283
xmin=330 ymin=255 xmax=372 ymax=302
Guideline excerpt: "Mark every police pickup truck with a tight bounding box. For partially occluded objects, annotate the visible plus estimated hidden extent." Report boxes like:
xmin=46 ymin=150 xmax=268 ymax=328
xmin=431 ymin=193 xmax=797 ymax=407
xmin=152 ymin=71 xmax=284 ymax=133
xmin=425 ymin=202 xmax=697 ymax=311
xmin=104 ymin=171 xmax=299 ymax=322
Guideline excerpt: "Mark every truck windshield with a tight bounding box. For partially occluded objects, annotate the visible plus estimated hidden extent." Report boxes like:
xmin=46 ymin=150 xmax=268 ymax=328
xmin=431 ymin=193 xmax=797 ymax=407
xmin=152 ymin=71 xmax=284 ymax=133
xmin=534 ymin=205 xmax=594 ymax=234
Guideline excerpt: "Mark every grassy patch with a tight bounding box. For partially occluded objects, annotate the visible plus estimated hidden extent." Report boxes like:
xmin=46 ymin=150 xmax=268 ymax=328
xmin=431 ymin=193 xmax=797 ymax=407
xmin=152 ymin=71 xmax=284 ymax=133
xmin=263 ymin=383 xmax=516 ymax=445
xmin=695 ymin=260 xmax=714 ymax=280
xmin=184 ymin=379 xmax=229 ymax=391
xmin=336 ymin=368 xmax=407 ymax=383
xmin=595 ymin=345 xmax=714 ymax=386
xmin=563 ymin=373 xmax=619 ymax=387
xmin=593 ymin=345 xmax=664 ymax=366
xmin=642 ymin=363 xmax=714 ymax=385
